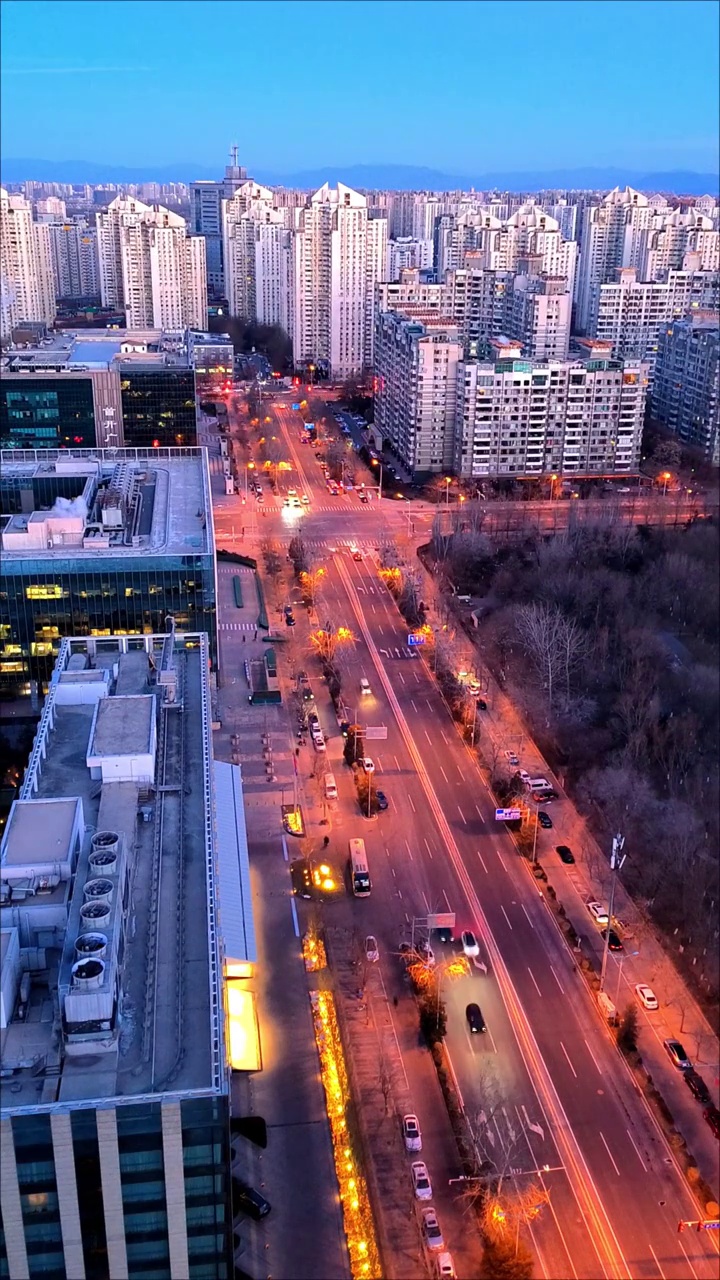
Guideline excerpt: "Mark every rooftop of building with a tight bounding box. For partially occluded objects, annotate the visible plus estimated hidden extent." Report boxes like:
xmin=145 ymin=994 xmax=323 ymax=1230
xmin=2 ymin=327 xmax=193 ymax=373
xmin=0 ymin=448 xmax=214 ymax=560
xmin=0 ymin=633 xmax=239 ymax=1115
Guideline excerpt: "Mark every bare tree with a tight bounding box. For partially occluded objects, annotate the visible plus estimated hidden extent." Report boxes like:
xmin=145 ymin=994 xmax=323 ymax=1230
xmin=514 ymin=602 xmax=566 ymax=710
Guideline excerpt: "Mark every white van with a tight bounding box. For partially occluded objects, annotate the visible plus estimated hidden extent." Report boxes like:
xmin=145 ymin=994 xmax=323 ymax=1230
xmin=528 ymin=776 xmax=551 ymax=792
xmin=324 ymin=773 xmax=338 ymax=800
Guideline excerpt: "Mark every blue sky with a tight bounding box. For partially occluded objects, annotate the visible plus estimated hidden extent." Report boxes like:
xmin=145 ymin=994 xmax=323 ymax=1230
xmin=1 ymin=0 xmax=718 ymax=174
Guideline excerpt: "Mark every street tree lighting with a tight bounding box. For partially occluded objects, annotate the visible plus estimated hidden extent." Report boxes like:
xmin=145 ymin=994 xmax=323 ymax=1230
xmin=309 ymin=625 xmax=356 ymax=664
xmin=300 ymin=566 xmax=326 ymax=607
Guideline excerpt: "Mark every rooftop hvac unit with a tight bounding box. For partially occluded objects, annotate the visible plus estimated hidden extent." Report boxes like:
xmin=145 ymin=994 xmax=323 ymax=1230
xmin=83 ymin=877 xmax=113 ymax=906
xmin=71 ymin=958 xmax=105 ymax=989
xmin=89 ymin=849 xmax=118 ymax=874
xmin=91 ymin=831 xmax=119 ymax=854
xmin=75 ymin=932 xmax=108 ymax=959
xmin=80 ymin=901 xmax=111 ymax=928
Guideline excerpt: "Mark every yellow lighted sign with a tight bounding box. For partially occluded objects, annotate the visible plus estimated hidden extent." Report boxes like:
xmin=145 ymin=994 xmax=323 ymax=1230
xmin=26 ymin=585 xmax=65 ymax=600
xmin=226 ymin=983 xmax=261 ymax=1071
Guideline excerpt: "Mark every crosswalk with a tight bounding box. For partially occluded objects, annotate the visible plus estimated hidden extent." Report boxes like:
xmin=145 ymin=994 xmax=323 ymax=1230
xmin=220 ymin=621 xmax=258 ymax=632
xmin=301 ymin=538 xmax=379 ymax=553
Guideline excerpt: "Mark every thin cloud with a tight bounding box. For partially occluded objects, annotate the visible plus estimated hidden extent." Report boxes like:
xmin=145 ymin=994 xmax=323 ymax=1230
xmin=4 ymin=66 xmax=153 ymax=75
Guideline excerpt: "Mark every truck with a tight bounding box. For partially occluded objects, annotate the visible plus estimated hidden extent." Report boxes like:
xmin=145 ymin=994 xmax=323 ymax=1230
xmin=597 ymin=992 xmax=619 ymax=1027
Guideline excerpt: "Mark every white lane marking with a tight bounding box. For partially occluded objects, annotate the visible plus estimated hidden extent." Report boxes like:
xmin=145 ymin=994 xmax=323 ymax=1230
xmin=475 ymin=804 xmax=485 ymax=824
xmin=422 ymin=891 xmax=431 ymax=912
xmin=398 ymin=671 xmax=406 ymax=685
xmin=527 ymin=968 xmax=543 ymax=998
xmin=487 ymin=1027 xmax=499 ymax=1055
xmin=599 ymin=1131 xmax=621 ymax=1177
xmin=440 ymin=765 xmax=449 ymax=783
xmin=413 ymin=670 xmax=420 ymax=682
xmin=549 ymin=964 xmax=565 ymax=994
xmin=676 ymin=1235 xmax=700 ymax=1280
xmin=456 ymin=763 xmax=465 ymax=780
xmin=583 ymin=1038 xmax=604 ymax=1075
xmin=443 ymin=889 xmax=452 ymax=911
xmin=393 ymin=755 xmax=400 ymax=771
xmin=625 ymin=1129 xmax=647 ymax=1173
xmin=477 ymin=851 xmax=488 ymax=873
xmin=408 ymin=794 xmax=416 ymax=813
xmin=521 ymin=903 xmax=535 ymax=929
xmin=289 ymin=898 xmax=300 ymax=938
xmin=410 ymin=699 xmax=418 ymax=713
xmin=375 ymin=756 xmax=382 ymax=772
xmin=377 ymin=624 xmax=383 ymax=635
xmin=405 ymin=839 xmax=414 ymax=862
xmin=425 ymin=698 xmax=433 ymax=710
xmin=440 ymin=729 xmax=450 ymax=744
xmin=458 ymin=804 xmax=467 ymax=824
xmin=391 ymin=866 xmax=397 ymax=877
xmin=648 ymin=1243 xmax=667 ymax=1280
xmin=424 ymin=728 xmax=432 ymax=744
xmin=281 ymin=833 xmax=289 ymax=862
xmin=560 ymin=1041 xmax=577 ymax=1078
xmin=500 ymin=905 xmax=513 ymax=929
xmin=424 ymin=837 xmax=433 ymax=858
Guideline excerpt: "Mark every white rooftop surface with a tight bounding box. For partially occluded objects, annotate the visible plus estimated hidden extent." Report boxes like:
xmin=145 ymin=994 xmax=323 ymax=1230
xmin=90 ymin=695 xmax=154 ymax=758
xmin=214 ymin=761 xmax=257 ymax=967
xmin=2 ymin=797 xmax=78 ymax=868
xmin=0 ymin=452 xmax=215 ymax=558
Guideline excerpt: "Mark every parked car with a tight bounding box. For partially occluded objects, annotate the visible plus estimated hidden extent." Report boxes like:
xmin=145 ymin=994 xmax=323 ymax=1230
xmin=586 ymin=901 xmax=609 ymax=925
xmin=417 ymin=939 xmax=436 ymax=966
xmin=703 ymin=1106 xmax=720 ymax=1140
xmin=421 ymin=1208 xmax=444 ymax=1252
xmin=436 ymin=1253 xmax=456 ymax=1279
xmin=556 ymin=845 xmax=575 ymax=865
xmin=533 ymin=788 xmax=559 ymax=802
xmin=476 ymin=698 xmax=488 ymax=711
xmin=466 ymin=1003 xmax=486 ymax=1033
xmin=364 ymin=935 xmax=379 ymax=963
xmin=403 ymin=1114 xmax=422 ymax=1152
xmin=376 ymin=790 xmax=389 ymax=811
xmin=664 ymin=1039 xmax=692 ymax=1070
xmin=232 ymin=1180 xmax=271 ymax=1220
xmin=411 ymin=1161 xmax=433 ymax=1201
xmin=684 ymin=1070 xmax=711 ymax=1104
xmin=635 ymin=983 xmax=658 ymax=1010
xmin=504 ymin=751 xmax=520 ymax=766
xmin=461 ymin=929 xmax=479 ymax=957
xmin=538 ymin=811 xmax=553 ymax=829
xmin=601 ymin=928 xmax=623 ymax=952
xmin=360 ymin=757 xmax=375 ymax=774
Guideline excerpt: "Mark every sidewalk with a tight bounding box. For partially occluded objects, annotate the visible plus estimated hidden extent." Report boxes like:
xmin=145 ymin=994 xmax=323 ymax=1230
xmin=408 ymin=546 xmax=720 ymax=1190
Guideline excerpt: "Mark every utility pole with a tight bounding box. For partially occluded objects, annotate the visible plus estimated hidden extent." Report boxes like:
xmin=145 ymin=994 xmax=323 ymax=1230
xmin=599 ymin=833 xmax=626 ymax=992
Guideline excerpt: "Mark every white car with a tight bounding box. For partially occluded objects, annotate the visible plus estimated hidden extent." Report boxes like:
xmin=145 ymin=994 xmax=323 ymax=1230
xmin=436 ymin=1254 xmax=456 ymax=1279
xmin=360 ymin=677 xmax=371 ymax=696
xmin=504 ymin=750 xmax=520 ymax=766
xmin=411 ymin=1161 xmax=432 ymax=1201
xmin=635 ymin=983 xmax=659 ymax=1011
xmin=312 ymin=734 xmax=326 ymax=753
xmin=586 ymin=901 xmax=609 ymax=926
xmin=417 ymin=939 xmax=436 ymax=967
xmin=287 ymin=487 xmax=297 ymax=496
xmin=461 ymin=929 xmax=479 ymax=958
xmin=301 ymin=494 xmax=310 ymax=504
xmin=360 ymin=757 xmax=375 ymax=774
xmin=403 ymin=1114 xmax=422 ymax=1152
xmin=421 ymin=1208 xmax=444 ymax=1252
xmin=364 ymin=935 xmax=379 ymax=963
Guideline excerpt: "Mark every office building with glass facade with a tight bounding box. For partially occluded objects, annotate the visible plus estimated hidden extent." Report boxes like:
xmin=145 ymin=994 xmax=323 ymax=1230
xmin=0 ymin=449 xmax=217 ymax=698
xmin=1 ymin=331 xmax=198 ymax=452
xmin=0 ymin=632 xmax=257 ymax=1280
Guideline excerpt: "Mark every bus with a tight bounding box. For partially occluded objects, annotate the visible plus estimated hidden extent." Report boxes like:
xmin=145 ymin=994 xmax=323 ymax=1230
xmin=233 ymin=577 xmax=244 ymax=608
xmin=349 ymin=838 xmax=371 ymax=897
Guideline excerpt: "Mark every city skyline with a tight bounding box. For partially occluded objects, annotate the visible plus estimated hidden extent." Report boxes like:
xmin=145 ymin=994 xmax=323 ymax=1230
xmin=1 ymin=0 xmax=718 ymax=175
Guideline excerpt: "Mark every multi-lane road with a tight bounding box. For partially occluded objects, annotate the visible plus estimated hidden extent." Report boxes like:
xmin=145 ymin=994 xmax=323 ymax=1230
xmin=217 ymin=393 xmax=720 ymax=1280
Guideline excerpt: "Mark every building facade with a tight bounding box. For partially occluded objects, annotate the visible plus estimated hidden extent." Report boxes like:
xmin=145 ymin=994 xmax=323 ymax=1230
xmin=97 ymin=197 xmax=207 ymax=330
xmin=188 ymin=331 xmax=235 ymax=400
xmin=190 ymin=151 xmax=247 ymax=298
xmin=0 ymin=188 xmax=56 ymax=341
xmin=44 ymin=219 xmax=100 ymax=302
xmin=652 ymin=313 xmax=719 ymax=463
xmin=374 ymin=311 xmax=463 ymax=475
xmin=0 ymin=450 xmax=217 ymax=696
xmin=587 ymin=265 xmax=720 ymax=374
xmin=0 ymin=630 xmax=256 ymax=1279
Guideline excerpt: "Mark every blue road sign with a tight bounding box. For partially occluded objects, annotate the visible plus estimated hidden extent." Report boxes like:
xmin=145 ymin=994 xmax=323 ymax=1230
xmin=291 ymin=402 xmax=301 ymax=410
xmin=407 ymin=633 xmax=425 ymax=646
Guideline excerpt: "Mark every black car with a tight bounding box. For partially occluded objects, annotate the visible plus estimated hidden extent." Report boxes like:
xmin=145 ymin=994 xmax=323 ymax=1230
xmin=285 ymin=613 xmax=295 ymax=627
xmin=232 ymin=1180 xmax=271 ymax=1220
xmin=466 ymin=1003 xmax=486 ymax=1034
xmin=703 ymin=1106 xmax=720 ymax=1140
xmin=476 ymin=698 xmax=488 ymax=711
xmin=684 ymin=1070 xmax=711 ymax=1104
xmin=436 ymin=926 xmax=454 ymax=944
xmin=376 ymin=790 xmax=389 ymax=811
xmin=556 ymin=845 xmax=575 ymax=865
xmin=601 ymin=928 xmax=623 ymax=952
xmin=538 ymin=811 xmax=553 ymax=830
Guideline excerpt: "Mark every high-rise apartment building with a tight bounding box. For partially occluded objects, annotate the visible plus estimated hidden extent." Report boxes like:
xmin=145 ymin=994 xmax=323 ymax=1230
xmin=575 ymin=186 xmax=653 ymax=330
xmin=43 ymin=219 xmax=100 ymax=301
xmin=97 ymin=197 xmax=207 ymax=330
xmin=587 ymin=265 xmax=720 ymax=372
xmin=374 ymin=311 xmax=463 ymax=473
xmin=190 ymin=148 xmax=247 ymax=297
xmin=387 ymin=237 xmax=434 ymax=280
xmin=0 ymin=629 xmax=255 ymax=1279
xmin=640 ymin=208 xmax=719 ymax=281
xmin=0 ymin=188 xmax=56 ymax=341
xmin=442 ymin=263 xmax=514 ymax=353
xmin=222 ymin=182 xmax=291 ymax=326
xmin=454 ymin=341 xmax=648 ymax=479
xmin=505 ymin=272 xmax=572 ymax=361
xmin=291 ymin=183 xmax=387 ymax=379
xmin=652 ymin=312 xmax=719 ymax=463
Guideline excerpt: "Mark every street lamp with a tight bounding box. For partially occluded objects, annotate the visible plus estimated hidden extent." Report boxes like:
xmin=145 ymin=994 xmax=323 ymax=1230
xmin=371 ymin=457 xmax=383 ymax=500
xmin=660 ymin=470 xmax=671 ymax=496
xmin=444 ymin=477 xmax=452 ymax=506
xmin=549 ymin=473 xmax=558 ymax=501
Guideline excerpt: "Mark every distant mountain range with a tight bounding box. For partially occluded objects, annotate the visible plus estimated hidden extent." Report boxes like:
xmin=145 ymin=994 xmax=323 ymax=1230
xmin=1 ymin=158 xmax=718 ymax=195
